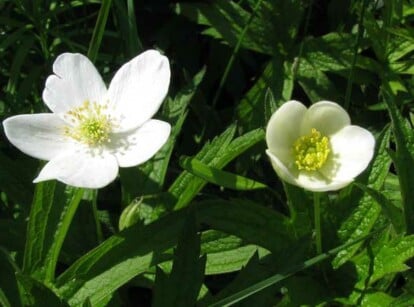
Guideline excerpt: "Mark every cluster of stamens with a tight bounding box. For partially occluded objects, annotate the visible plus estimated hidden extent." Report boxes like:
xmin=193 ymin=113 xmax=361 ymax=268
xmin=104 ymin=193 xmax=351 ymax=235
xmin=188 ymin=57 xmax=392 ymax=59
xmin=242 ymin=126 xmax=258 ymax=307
xmin=63 ymin=100 xmax=114 ymax=146
xmin=292 ymin=128 xmax=330 ymax=171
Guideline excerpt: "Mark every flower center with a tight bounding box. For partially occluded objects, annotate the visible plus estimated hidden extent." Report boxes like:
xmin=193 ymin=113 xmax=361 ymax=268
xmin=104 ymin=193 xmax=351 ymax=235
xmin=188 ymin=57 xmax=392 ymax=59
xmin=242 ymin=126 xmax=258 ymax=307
xmin=292 ymin=128 xmax=330 ymax=171
xmin=64 ymin=100 xmax=113 ymax=146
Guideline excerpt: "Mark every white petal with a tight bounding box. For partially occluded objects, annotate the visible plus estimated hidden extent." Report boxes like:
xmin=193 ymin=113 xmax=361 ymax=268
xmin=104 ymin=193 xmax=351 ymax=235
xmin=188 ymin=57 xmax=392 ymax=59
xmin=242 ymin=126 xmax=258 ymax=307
xmin=266 ymin=150 xmax=298 ymax=186
xmin=107 ymin=50 xmax=170 ymax=132
xmin=3 ymin=114 xmax=73 ymax=160
xmin=295 ymin=172 xmax=351 ymax=192
xmin=33 ymin=150 xmax=119 ymax=189
xmin=301 ymin=101 xmax=350 ymax=136
xmin=42 ymin=53 xmax=107 ymax=114
xmin=266 ymin=100 xmax=307 ymax=164
xmin=267 ymin=150 xmax=351 ymax=192
xmin=111 ymin=119 xmax=171 ymax=167
xmin=326 ymin=125 xmax=375 ymax=182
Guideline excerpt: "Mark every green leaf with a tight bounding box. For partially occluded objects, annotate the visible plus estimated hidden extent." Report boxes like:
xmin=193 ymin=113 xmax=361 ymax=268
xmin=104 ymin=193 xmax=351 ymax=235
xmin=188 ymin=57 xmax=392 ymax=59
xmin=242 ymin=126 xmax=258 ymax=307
xmin=87 ymin=0 xmax=112 ymax=62
xmin=180 ymin=156 xmax=267 ymax=190
xmin=153 ymin=210 xmax=205 ymax=307
xmin=23 ymin=182 xmax=84 ymax=282
xmin=208 ymin=228 xmax=382 ymax=306
xmin=16 ymin=273 xmax=68 ymax=307
xmin=353 ymin=235 xmax=414 ymax=284
xmin=56 ymin=209 xmax=188 ymax=306
xmin=333 ymin=127 xmax=392 ymax=268
xmin=384 ymin=93 xmax=414 ymax=234
xmin=169 ymin=124 xmax=236 ymax=210
xmin=196 ymin=199 xmax=292 ymax=253
xmin=354 ymin=183 xmax=404 ymax=233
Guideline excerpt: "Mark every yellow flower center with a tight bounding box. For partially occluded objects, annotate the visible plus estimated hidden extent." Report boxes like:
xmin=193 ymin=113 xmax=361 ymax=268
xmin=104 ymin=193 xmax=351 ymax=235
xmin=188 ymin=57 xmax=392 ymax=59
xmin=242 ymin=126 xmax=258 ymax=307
xmin=292 ymin=128 xmax=330 ymax=171
xmin=64 ymin=101 xmax=113 ymax=146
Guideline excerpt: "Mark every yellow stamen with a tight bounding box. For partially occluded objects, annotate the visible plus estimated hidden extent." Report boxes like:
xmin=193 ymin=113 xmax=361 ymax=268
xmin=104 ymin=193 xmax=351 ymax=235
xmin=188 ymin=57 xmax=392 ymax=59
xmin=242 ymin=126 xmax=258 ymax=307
xmin=292 ymin=128 xmax=330 ymax=171
xmin=64 ymin=100 xmax=113 ymax=146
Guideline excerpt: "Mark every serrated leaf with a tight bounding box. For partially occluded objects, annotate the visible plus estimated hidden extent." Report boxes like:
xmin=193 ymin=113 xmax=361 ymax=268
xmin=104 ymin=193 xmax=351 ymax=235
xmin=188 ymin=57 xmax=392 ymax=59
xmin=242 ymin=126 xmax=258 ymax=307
xmin=23 ymin=182 xmax=84 ymax=282
xmin=353 ymin=235 xmax=414 ymax=285
xmin=355 ymin=183 xmax=404 ymax=233
xmin=332 ymin=127 xmax=392 ymax=268
xmin=180 ymin=156 xmax=267 ymax=190
xmin=384 ymin=93 xmax=414 ymax=234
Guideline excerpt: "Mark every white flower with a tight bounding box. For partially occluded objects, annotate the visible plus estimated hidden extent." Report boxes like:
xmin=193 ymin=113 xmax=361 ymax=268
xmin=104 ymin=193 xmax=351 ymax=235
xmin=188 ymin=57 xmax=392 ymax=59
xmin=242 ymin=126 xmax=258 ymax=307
xmin=266 ymin=100 xmax=375 ymax=192
xmin=3 ymin=50 xmax=171 ymax=189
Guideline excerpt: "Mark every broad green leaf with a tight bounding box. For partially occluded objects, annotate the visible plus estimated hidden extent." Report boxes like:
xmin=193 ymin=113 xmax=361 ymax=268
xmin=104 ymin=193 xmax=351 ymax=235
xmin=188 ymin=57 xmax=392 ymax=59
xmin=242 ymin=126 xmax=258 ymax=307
xmin=297 ymin=58 xmax=342 ymax=102
xmin=153 ymin=211 xmax=205 ymax=307
xmin=196 ymin=199 xmax=292 ymax=253
xmin=384 ymin=94 xmax=414 ymax=234
xmin=56 ymin=209 xmax=188 ymax=306
xmin=360 ymin=292 xmax=395 ymax=307
xmin=23 ymin=182 xmax=83 ymax=282
xmin=180 ymin=156 xmax=267 ymax=190
xmin=333 ymin=127 xmax=391 ymax=268
xmin=56 ymin=199 xmax=287 ymax=305
xmin=353 ymin=235 xmax=414 ymax=285
xmin=355 ymin=183 xmax=404 ymax=233
xmin=208 ymin=229 xmax=381 ymax=306
xmin=16 ymin=273 xmax=68 ymax=307
xmin=159 ymin=230 xmax=260 ymax=275
xmin=170 ymin=124 xmax=238 ymax=210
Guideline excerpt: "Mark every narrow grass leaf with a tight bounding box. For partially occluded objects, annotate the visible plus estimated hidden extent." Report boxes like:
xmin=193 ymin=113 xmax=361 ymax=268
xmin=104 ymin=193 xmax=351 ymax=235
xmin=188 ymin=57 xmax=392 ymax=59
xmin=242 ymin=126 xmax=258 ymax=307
xmin=180 ymin=156 xmax=267 ymax=190
xmin=87 ymin=0 xmax=112 ymax=62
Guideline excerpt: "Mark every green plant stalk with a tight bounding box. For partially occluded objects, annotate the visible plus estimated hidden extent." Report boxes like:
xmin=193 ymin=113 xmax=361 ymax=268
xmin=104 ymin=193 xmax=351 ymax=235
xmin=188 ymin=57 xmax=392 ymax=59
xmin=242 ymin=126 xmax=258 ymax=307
xmin=314 ymin=192 xmax=322 ymax=255
xmin=211 ymin=0 xmax=263 ymax=108
xmin=87 ymin=0 xmax=112 ymax=62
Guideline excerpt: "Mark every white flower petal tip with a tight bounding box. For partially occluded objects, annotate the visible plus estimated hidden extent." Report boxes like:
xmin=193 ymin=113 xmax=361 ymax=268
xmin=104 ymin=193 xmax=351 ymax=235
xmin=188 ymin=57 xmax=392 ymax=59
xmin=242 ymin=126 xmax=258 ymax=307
xmin=265 ymin=100 xmax=375 ymax=192
xmin=3 ymin=50 xmax=171 ymax=189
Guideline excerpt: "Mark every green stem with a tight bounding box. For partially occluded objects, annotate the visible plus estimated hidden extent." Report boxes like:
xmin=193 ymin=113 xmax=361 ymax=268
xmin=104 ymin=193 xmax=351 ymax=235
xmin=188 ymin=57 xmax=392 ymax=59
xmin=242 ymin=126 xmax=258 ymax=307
xmin=314 ymin=192 xmax=322 ymax=255
xmin=92 ymin=189 xmax=104 ymax=243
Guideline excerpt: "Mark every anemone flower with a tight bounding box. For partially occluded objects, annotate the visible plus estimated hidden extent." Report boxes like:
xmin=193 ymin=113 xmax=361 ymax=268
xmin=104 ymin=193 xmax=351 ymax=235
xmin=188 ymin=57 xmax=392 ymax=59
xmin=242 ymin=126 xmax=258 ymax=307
xmin=3 ymin=50 xmax=171 ymax=188
xmin=266 ymin=100 xmax=375 ymax=192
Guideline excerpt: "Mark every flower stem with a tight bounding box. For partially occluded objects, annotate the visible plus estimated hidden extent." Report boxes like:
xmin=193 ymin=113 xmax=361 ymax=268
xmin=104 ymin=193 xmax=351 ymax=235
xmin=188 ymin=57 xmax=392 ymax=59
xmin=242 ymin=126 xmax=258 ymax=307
xmin=314 ymin=192 xmax=322 ymax=255
xmin=92 ymin=189 xmax=103 ymax=243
